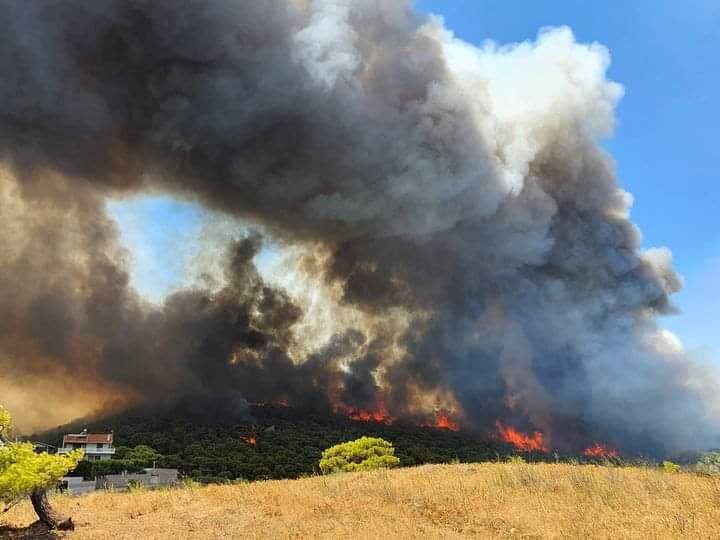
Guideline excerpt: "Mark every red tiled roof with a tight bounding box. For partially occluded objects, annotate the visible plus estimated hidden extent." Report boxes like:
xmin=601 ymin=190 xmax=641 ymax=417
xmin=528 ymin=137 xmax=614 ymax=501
xmin=63 ymin=433 xmax=113 ymax=445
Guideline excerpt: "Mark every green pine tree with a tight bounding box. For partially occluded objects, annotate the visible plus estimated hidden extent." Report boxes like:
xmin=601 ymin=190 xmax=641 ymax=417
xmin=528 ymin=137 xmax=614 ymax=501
xmin=1 ymin=405 xmax=83 ymax=530
xmin=319 ymin=436 xmax=400 ymax=474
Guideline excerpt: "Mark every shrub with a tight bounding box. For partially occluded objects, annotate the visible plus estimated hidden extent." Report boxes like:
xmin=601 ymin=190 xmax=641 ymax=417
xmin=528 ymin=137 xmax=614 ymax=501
xmin=662 ymin=461 xmax=681 ymax=474
xmin=180 ymin=476 xmax=201 ymax=489
xmin=319 ymin=437 xmax=400 ymax=474
xmin=69 ymin=460 xmax=95 ymax=479
xmin=695 ymin=452 xmax=720 ymax=476
xmin=93 ymin=459 xmax=146 ymax=477
xmin=507 ymin=455 xmax=526 ymax=464
xmin=126 ymin=479 xmax=146 ymax=491
xmin=70 ymin=458 xmax=146 ymax=480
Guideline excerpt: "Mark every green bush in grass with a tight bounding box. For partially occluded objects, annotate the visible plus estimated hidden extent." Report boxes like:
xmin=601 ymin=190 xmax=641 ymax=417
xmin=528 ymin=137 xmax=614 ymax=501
xmin=319 ymin=437 xmax=400 ymax=474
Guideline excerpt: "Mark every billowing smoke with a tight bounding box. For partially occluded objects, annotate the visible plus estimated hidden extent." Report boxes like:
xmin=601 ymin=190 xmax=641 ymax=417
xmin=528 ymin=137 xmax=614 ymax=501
xmin=0 ymin=0 xmax=717 ymax=453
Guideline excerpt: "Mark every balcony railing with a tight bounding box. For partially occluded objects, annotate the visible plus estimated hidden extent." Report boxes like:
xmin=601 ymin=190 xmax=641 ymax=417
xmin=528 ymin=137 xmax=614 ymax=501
xmin=58 ymin=447 xmax=116 ymax=454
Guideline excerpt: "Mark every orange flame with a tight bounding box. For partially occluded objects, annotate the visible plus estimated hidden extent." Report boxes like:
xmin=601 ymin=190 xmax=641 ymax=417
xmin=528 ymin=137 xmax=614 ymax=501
xmin=334 ymin=401 xmax=395 ymax=425
xmin=415 ymin=410 xmax=461 ymax=431
xmin=240 ymin=436 xmax=257 ymax=446
xmin=435 ymin=412 xmax=460 ymax=431
xmin=583 ymin=442 xmax=619 ymax=458
xmin=496 ymin=421 xmax=549 ymax=453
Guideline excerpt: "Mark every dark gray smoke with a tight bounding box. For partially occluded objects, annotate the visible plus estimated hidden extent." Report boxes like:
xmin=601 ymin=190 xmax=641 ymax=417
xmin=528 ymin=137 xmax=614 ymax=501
xmin=0 ymin=0 xmax=717 ymax=453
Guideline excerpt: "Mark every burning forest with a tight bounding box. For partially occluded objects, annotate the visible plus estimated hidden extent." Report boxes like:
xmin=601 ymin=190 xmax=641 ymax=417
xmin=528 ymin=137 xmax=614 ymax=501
xmin=0 ymin=0 xmax=719 ymax=459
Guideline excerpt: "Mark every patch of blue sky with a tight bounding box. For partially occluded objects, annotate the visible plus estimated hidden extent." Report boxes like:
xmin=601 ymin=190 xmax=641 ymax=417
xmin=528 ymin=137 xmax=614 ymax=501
xmin=107 ymin=195 xmax=282 ymax=303
xmin=107 ymin=196 xmax=206 ymax=303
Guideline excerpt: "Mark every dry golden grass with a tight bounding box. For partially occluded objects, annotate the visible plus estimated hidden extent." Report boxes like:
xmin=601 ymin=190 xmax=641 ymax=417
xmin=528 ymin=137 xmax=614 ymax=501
xmin=3 ymin=463 xmax=720 ymax=539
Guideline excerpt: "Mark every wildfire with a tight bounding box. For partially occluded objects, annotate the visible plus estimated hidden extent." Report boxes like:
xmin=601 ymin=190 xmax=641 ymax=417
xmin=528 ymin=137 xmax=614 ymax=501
xmin=434 ymin=412 xmax=460 ymax=431
xmin=334 ymin=401 xmax=395 ymax=425
xmin=583 ymin=442 xmax=619 ymax=459
xmin=496 ymin=421 xmax=549 ymax=453
xmin=350 ymin=409 xmax=394 ymax=424
xmin=240 ymin=436 xmax=257 ymax=446
xmin=415 ymin=410 xmax=461 ymax=431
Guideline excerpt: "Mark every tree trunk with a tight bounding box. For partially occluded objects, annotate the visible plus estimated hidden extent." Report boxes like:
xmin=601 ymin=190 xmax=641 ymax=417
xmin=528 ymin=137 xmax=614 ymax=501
xmin=30 ymin=488 xmax=74 ymax=531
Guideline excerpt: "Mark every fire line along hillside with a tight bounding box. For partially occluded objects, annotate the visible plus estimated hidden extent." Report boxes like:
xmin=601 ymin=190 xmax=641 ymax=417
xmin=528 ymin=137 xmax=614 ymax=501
xmin=35 ymin=403 xmax=502 ymax=483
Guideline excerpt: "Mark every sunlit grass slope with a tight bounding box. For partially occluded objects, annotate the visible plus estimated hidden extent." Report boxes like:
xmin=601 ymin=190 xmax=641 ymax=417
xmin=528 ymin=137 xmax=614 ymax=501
xmin=3 ymin=462 xmax=720 ymax=539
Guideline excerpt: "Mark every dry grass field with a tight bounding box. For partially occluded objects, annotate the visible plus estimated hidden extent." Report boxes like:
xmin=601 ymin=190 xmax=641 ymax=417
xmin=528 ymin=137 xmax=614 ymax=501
xmin=2 ymin=462 xmax=720 ymax=539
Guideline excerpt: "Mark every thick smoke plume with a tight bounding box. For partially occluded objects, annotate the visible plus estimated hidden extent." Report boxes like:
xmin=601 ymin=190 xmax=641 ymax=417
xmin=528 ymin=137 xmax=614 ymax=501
xmin=0 ymin=0 xmax=717 ymax=453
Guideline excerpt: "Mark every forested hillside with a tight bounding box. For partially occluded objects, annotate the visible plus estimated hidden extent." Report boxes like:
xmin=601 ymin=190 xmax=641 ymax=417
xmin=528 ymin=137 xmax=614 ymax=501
xmin=37 ymin=404 xmax=501 ymax=482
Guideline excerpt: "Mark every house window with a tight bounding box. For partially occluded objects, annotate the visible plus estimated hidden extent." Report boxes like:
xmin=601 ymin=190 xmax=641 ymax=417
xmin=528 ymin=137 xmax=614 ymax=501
xmin=97 ymin=443 xmax=104 ymax=450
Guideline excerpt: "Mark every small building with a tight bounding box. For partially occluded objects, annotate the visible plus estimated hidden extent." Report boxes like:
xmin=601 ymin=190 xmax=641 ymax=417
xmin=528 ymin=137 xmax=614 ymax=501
xmin=57 ymin=429 xmax=115 ymax=461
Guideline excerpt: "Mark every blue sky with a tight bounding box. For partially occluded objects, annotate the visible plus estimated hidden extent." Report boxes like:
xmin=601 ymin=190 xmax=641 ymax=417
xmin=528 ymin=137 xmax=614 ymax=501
xmin=107 ymin=196 xmax=206 ymax=302
xmin=107 ymin=196 xmax=280 ymax=302
xmin=110 ymin=1 xmax=719 ymax=356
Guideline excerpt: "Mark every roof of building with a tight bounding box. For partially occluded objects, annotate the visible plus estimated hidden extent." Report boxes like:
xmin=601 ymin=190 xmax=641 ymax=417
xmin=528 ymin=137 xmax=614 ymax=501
xmin=63 ymin=431 xmax=113 ymax=445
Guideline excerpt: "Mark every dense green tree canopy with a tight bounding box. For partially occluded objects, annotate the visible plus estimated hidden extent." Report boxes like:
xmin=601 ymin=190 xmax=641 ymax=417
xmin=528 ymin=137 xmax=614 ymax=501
xmin=114 ymin=444 xmax=162 ymax=465
xmin=319 ymin=437 xmax=400 ymax=474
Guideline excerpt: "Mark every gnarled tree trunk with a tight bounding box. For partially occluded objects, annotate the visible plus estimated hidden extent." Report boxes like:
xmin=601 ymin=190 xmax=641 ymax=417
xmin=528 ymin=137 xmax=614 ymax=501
xmin=30 ymin=488 xmax=74 ymax=531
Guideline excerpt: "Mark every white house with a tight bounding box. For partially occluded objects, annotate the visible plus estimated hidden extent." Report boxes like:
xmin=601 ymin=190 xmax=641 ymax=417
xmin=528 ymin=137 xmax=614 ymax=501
xmin=57 ymin=429 xmax=115 ymax=461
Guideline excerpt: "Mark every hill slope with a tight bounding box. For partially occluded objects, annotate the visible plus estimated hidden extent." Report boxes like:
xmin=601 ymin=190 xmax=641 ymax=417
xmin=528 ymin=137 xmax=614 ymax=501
xmin=36 ymin=404 xmax=502 ymax=482
xmin=3 ymin=463 xmax=720 ymax=539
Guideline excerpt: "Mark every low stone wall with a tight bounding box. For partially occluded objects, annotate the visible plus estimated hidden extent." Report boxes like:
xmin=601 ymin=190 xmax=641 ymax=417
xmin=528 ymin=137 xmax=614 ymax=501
xmin=96 ymin=468 xmax=179 ymax=490
xmin=62 ymin=468 xmax=179 ymax=495
xmin=62 ymin=476 xmax=97 ymax=496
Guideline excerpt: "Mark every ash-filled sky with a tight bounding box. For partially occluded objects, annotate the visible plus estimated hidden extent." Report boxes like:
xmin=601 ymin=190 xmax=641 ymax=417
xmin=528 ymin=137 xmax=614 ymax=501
xmin=111 ymin=0 xmax=720 ymax=360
